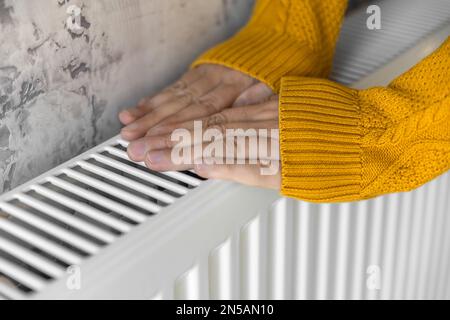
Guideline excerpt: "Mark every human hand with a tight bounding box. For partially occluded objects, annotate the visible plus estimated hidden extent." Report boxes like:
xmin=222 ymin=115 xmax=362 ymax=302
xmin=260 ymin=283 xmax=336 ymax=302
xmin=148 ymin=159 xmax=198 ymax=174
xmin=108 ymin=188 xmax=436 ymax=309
xmin=119 ymin=64 xmax=273 ymax=141
xmin=126 ymin=97 xmax=281 ymax=190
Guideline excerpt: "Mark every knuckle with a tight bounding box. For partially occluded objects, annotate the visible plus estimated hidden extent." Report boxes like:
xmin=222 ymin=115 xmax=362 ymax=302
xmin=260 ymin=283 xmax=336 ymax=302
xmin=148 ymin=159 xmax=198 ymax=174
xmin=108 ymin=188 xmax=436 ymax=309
xmin=175 ymin=90 xmax=195 ymax=104
xmin=151 ymin=108 xmax=168 ymax=122
xmin=167 ymin=114 xmax=181 ymax=124
xmin=163 ymin=134 xmax=173 ymax=149
xmin=137 ymin=98 xmax=152 ymax=111
xmin=262 ymin=109 xmax=277 ymax=119
xmin=209 ymin=124 xmax=227 ymax=135
xmin=262 ymin=103 xmax=278 ymax=117
xmin=148 ymin=125 xmax=166 ymax=136
xmin=147 ymin=94 xmax=165 ymax=107
xmin=206 ymin=113 xmax=227 ymax=128
xmin=171 ymin=79 xmax=187 ymax=91
xmin=151 ymin=108 xmax=162 ymax=119
xmin=199 ymin=95 xmax=221 ymax=114
xmin=137 ymin=98 xmax=147 ymax=107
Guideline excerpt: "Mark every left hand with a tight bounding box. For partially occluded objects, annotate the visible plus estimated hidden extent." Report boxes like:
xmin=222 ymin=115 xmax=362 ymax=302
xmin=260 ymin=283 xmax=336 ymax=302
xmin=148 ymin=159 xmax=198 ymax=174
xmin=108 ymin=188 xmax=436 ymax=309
xmin=118 ymin=64 xmax=271 ymax=141
xmin=127 ymin=96 xmax=281 ymax=189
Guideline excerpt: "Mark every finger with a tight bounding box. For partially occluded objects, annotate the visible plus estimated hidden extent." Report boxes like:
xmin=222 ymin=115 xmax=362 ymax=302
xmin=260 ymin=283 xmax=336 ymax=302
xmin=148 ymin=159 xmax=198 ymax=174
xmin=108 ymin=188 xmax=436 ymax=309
xmin=119 ymin=97 xmax=163 ymax=125
xmin=121 ymin=77 xmax=220 ymax=140
xmin=118 ymin=66 xmax=206 ymax=125
xmin=233 ymin=82 xmax=274 ymax=108
xmin=118 ymin=94 xmax=174 ymax=126
xmin=219 ymin=100 xmax=279 ymax=122
xmin=147 ymin=99 xmax=279 ymax=137
xmin=144 ymin=148 xmax=194 ymax=172
xmin=119 ymin=97 xmax=151 ymax=125
xmin=169 ymin=65 xmax=207 ymax=89
xmin=144 ymin=143 xmax=280 ymax=173
xmin=194 ymin=161 xmax=281 ymax=189
xmin=127 ymin=133 xmax=174 ymax=161
xmin=128 ymin=120 xmax=279 ymax=161
xmin=142 ymin=133 xmax=279 ymax=172
xmin=119 ymin=108 xmax=139 ymax=126
xmin=145 ymin=81 xmax=254 ymax=135
xmin=204 ymin=120 xmax=279 ymax=138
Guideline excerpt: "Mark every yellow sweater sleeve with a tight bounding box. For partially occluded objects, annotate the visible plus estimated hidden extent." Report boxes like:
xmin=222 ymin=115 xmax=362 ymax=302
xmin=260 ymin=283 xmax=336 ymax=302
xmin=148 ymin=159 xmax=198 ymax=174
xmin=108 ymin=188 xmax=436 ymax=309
xmin=279 ymin=38 xmax=450 ymax=203
xmin=192 ymin=0 xmax=348 ymax=91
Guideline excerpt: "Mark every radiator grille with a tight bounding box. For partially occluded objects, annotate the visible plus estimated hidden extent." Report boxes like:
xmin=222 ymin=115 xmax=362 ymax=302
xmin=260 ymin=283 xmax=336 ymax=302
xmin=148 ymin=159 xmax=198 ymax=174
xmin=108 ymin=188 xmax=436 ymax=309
xmin=168 ymin=172 xmax=449 ymax=299
xmin=331 ymin=0 xmax=450 ymax=84
xmin=0 ymin=137 xmax=202 ymax=298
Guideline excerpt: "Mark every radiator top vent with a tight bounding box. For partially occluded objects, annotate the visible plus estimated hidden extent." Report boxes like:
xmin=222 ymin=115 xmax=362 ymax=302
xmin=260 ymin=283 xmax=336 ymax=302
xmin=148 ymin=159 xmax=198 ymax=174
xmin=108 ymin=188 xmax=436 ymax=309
xmin=0 ymin=137 xmax=202 ymax=299
xmin=331 ymin=0 xmax=450 ymax=84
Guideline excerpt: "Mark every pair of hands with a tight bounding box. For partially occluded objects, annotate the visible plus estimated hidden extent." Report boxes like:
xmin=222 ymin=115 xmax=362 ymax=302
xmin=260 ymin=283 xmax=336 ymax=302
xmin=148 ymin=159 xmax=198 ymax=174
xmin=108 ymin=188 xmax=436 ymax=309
xmin=119 ymin=64 xmax=281 ymax=189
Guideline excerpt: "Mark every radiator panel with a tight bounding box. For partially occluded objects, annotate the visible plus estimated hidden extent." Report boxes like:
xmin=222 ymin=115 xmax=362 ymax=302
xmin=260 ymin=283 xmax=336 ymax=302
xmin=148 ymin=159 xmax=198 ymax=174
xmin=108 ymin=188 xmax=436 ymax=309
xmin=29 ymin=173 xmax=449 ymax=300
xmin=0 ymin=136 xmax=203 ymax=298
xmin=331 ymin=0 xmax=450 ymax=84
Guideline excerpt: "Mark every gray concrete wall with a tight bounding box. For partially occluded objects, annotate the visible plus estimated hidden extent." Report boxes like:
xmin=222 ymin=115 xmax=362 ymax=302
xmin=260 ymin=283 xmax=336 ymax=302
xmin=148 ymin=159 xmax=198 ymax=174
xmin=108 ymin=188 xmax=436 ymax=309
xmin=0 ymin=0 xmax=254 ymax=193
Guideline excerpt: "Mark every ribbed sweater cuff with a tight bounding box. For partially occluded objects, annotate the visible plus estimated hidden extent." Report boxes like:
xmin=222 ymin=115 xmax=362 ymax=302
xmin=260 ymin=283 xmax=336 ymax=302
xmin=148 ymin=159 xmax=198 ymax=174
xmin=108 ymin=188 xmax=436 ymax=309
xmin=192 ymin=27 xmax=322 ymax=92
xmin=279 ymin=77 xmax=362 ymax=203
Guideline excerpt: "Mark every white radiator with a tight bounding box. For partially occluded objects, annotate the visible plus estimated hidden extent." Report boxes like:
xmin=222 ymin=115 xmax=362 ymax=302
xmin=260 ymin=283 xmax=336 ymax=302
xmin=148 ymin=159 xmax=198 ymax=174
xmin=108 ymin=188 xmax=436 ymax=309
xmin=0 ymin=0 xmax=449 ymax=300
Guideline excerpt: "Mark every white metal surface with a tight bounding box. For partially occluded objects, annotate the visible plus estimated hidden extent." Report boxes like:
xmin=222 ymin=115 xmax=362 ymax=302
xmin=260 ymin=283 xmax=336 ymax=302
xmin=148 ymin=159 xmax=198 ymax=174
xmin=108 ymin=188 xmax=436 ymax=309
xmin=0 ymin=0 xmax=449 ymax=300
xmin=0 ymin=135 xmax=203 ymax=298
xmin=331 ymin=0 xmax=450 ymax=85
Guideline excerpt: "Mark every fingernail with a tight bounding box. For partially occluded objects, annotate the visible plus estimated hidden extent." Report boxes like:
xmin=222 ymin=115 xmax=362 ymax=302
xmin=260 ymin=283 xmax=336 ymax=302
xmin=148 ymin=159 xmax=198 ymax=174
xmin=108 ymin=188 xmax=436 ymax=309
xmin=147 ymin=151 xmax=164 ymax=165
xmin=128 ymin=141 xmax=147 ymax=159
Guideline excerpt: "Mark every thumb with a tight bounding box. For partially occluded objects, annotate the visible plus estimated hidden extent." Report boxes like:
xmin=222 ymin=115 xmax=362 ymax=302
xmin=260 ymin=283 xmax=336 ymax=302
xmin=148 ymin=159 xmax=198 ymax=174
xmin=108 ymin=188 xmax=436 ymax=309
xmin=232 ymin=82 xmax=274 ymax=108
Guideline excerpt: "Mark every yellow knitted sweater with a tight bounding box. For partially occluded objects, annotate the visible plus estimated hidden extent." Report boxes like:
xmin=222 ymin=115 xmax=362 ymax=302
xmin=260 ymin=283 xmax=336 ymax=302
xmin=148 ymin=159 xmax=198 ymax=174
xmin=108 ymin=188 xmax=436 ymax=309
xmin=193 ymin=0 xmax=450 ymax=203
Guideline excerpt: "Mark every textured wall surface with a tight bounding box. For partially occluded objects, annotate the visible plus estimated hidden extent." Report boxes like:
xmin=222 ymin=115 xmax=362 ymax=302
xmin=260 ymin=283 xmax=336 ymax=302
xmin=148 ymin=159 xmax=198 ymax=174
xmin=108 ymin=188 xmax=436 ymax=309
xmin=0 ymin=0 xmax=254 ymax=193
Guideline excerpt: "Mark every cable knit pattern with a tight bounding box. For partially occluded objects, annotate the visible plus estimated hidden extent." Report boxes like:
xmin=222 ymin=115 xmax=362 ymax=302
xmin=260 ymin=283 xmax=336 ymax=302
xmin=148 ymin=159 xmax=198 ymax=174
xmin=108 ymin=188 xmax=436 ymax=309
xmin=192 ymin=0 xmax=449 ymax=202
xmin=192 ymin=0 xmax=348 ymax=91
xmin=279 ymin=38 xmax=450 ymax=202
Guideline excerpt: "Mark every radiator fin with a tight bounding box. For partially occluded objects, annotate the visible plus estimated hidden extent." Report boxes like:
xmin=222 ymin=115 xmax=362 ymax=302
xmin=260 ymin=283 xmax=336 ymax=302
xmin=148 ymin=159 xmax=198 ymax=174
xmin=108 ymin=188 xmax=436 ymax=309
xmin=331 ymin=0 xmax=450 ymax=84
xmin=0 ymin=136 xmax=201 ymax=296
